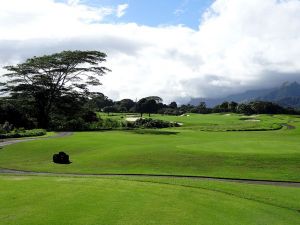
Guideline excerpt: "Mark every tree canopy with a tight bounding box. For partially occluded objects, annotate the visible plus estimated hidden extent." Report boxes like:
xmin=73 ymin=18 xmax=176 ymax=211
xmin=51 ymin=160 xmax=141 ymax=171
xmin=1 ymin=50 xmax=110 ymax=128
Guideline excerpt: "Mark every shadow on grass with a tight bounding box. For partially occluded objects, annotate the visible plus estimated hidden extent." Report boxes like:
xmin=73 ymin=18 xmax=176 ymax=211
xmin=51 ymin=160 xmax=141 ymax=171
xmin=128 ymin=129 xmax=179 ymax=135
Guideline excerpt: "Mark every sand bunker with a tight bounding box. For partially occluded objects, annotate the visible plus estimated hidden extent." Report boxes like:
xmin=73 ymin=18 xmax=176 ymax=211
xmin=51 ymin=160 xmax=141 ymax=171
xmin=126 ymin=117 xmax=140 ymax=122
xmin=245 ymin=119 xmax=260 ymax=122
xmin=180 ymin=114 xmax=190 ymax=117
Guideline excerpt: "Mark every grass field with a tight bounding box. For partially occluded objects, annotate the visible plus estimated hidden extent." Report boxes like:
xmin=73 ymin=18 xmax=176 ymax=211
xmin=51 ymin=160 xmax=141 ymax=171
xmin=1 ymin=113 xmax=300 ymax=224
xmin=0 ymin=114 xmax=299 ymax=181
xmin=1 ymin=175 xmax=300 ymax=225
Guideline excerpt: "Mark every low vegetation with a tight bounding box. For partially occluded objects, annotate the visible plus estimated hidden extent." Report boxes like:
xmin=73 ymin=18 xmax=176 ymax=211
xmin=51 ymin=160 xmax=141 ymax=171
xmin=0 ymin=121 xmax=46 ymax=139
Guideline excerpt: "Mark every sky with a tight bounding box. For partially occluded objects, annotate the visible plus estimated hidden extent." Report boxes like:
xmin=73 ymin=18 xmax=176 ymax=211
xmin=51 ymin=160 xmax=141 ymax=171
xmin=1 ymin=0 xmax=300 ymax=103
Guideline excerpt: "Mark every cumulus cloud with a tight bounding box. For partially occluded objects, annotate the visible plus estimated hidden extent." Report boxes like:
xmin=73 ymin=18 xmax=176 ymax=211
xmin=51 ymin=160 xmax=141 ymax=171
xmin=1 ymin=0 xmax=300 ymax=103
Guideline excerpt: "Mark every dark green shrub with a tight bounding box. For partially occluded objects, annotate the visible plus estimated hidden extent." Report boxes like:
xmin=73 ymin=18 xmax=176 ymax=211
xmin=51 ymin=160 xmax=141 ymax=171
xmin=0 ymin=129 xmax=46 ymax=139
xmin=82 ymin=111 xmax=99 ymax=123
xmin=63 ymin=118 xmax=89 ymax=131
xmin=133 ymin=118 xmax=178 ymax=128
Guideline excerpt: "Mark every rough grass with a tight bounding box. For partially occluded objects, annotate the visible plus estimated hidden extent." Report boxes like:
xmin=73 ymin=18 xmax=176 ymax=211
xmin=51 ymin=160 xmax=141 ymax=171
xmin=0 ymin=175 xmax=299 ymax=225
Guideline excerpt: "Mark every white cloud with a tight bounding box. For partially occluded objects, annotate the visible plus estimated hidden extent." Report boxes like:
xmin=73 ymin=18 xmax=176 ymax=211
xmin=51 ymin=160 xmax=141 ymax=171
xmin=1 ymin=0 xmax=300 ymax=103
xmin=116 ymin=4 xmax=128 ymax=18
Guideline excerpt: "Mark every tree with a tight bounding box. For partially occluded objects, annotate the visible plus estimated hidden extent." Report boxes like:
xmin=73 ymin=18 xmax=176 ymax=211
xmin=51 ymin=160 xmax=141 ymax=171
xmin=144 ymin=96 xmax=163 ymax=103
xmin=136 ymin=96 xmax=162 ymax=117
xmin=136 ymin=98 xmax=147 ymax=117
xmin=237 ymin=103 xmax=254 ymax=115
xmin=86 ymin=92 xmax=113 ymax=111
xmin=196 ymin=101 xmax=209 ymax=113
xmin=102 ymin=106 xmax=118 ymax=115
xmin=169 ymin=101 xmax=177 ymax=109
xmin=228 ymin=101 xmax=238 ymax=112
xmin=116 ymin=99 xmax=135 ymax=112
xmin=144 ymin=99 xmax=158 ymax=117
xmin=1 ymin=50 xmax=110 ymax=128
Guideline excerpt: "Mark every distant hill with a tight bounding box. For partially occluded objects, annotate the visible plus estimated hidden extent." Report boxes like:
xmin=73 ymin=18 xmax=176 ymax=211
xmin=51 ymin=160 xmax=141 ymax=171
xmin=188 ymin=82 xmax=300 ymax=108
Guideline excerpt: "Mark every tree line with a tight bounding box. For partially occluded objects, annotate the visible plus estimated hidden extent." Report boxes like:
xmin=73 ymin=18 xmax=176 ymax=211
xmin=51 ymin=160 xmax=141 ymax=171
xmin=0 ymin=50 xmax=298 ymax=132
xmin=88 ymin=96 xmax=298 ymax=116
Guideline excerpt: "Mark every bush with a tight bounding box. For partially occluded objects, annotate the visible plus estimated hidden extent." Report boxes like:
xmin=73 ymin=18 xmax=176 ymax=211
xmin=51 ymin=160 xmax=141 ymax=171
xmin=102 ymin=118 xmax=122 ymax=129
xmin=132 ymin=118 xmax=179 ymax=128
xmin=82 ymin=111 xmax=99 ymax=123
xmin=0 ymin=129 xmax=46 ymax=139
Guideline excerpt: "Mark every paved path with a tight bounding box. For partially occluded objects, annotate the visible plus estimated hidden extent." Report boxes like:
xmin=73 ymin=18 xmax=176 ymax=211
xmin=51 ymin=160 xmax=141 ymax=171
xmin=0 ymin=168 xmax=299 ymax=188
xmin=0 ymin=132 xmax=73 ymax=147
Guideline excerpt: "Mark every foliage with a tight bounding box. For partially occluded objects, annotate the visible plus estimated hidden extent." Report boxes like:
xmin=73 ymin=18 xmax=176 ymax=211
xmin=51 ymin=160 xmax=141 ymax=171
xmin=0 ymin=100 xmax=35 ymax=129
xmin=132 ymin=118 xmax=179 ymax=128
xmin=136 ymin=96 xmax=162 ymax=117
xmin=86 ymin=92 xmax=114 ymax=111
xmin=115 ymin=99 xmax=136 ymax=112
xmin=102 ymin=106 xmax=118 ymax=115
xmin=0 ymin=128 xmax=46 ymax=139
xmin=1 ymin=50 xmax=110 ymax=128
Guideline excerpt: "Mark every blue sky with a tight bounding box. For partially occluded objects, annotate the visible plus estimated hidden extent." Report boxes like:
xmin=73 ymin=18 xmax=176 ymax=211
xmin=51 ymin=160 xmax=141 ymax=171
xmin=82 ymin=0 xmax=214 ymax=29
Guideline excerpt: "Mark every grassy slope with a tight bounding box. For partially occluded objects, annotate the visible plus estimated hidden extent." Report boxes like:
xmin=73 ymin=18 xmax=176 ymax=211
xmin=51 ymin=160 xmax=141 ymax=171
xmin=0 ymin=175 xmax=299 ymax=225
xmin=0 ymin=114 xmax=300 ymax=181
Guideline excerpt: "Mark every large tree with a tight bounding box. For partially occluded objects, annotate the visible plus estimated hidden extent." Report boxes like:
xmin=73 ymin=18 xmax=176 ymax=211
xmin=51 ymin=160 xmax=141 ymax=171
xmin=136 ymin=96 xmax=162 ymax=117
xmin=1 ymin=50 xmax=110 ymax=128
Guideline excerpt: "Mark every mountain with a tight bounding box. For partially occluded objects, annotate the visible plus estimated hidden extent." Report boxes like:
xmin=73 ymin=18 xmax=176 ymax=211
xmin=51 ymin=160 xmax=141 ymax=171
xmin=188 ymin=82 xmax=300 ymax=108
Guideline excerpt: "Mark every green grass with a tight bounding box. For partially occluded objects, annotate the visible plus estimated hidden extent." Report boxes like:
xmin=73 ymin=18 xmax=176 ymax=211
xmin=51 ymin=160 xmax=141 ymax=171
xmin=0 ymin=114 xmax=299 ymax=181
xmin=1 ymin=113 xmax=300 ymax=224
xmin=0 ymin=175 xmax=299 ymax=225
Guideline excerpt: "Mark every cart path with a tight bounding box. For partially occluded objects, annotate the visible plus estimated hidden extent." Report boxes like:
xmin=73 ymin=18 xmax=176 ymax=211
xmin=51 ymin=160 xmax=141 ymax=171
xmin=0 ymin=168 xmax=299 ymax=188
xmin=0 ymin=132 xmax=73 ymax=147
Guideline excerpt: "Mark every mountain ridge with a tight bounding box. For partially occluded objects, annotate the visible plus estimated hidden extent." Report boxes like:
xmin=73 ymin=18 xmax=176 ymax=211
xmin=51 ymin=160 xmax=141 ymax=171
xmin=188 ymin=82 xmax=300 ymax=108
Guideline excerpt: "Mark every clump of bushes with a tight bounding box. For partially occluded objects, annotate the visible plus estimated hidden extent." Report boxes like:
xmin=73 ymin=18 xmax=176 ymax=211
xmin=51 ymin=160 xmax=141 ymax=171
xmin=131 ymin=118 xmax=179 ymax=129
xmin=0 ymin=121 xmax=14 ymax=134
xmin=51 ymin=116 xmax=124 ymax=131
xmin=0 ymin=128 xmax=46 ymax=139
